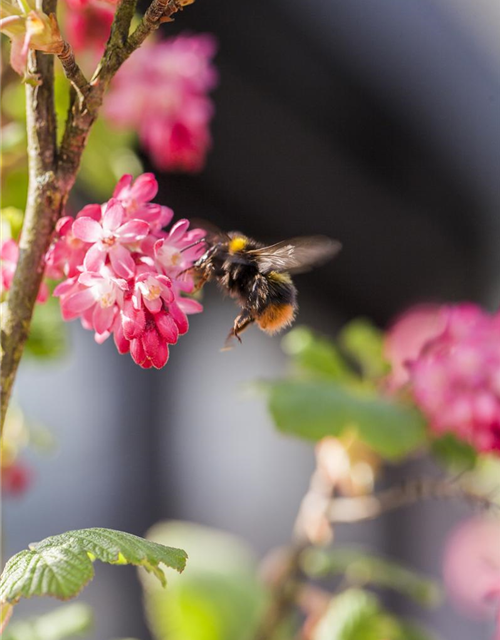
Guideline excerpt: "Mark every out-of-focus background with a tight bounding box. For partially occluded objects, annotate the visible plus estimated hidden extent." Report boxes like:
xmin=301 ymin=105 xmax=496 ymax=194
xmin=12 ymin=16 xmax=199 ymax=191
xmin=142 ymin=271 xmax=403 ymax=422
xmin=3 ymin=0 xmax=500 ymax=638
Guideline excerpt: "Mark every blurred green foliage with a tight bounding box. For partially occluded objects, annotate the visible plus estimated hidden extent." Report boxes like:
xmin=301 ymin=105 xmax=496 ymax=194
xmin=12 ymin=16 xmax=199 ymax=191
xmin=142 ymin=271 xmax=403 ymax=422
xmin=302 ymin=547 xmax=442 ymax=608
xmin=267 ymin=324 xmax=426 ymax=460
xmin=312 ymin=589 xmax=440 ymax=640
xmin=141 ymin=522 xmax=268 ymax=640
xmin=3 ymin=603 xmax=92 ymax=640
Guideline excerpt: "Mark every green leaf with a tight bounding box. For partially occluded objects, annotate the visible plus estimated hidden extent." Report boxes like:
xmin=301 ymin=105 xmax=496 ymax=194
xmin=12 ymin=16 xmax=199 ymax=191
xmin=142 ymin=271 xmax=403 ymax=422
xmin=313 ymin=589 xmax=440 ymax=640
xmin=431 ymin=434 xmax=477 ymax=472
xmin=282 ymin=327 xmax=355 ymax=381
xmin=24 ymin=295 xmax=67 ymax=360
xmin=141 ymin=521 xmax=266 ymax=640
xmin=0 ymin=528 xmax=187 ymax=608
xmin=313 ymin=589 xmax=395 ymax=640
xmin=268 ymin=380 xmax=426 ymax=459
xmin=3 ymin=603 xmax=93 ymax=640
xmin=339 ymin=319 xmax=389 ymax=380
xmin=302 ymin=547 xmax=441 ymax=608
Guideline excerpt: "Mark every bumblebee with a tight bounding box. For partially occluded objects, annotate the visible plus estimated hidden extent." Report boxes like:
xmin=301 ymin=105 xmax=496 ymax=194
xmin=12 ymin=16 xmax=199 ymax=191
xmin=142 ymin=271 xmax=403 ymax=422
xmin=185 ymin=226 xmax=341 ymax=348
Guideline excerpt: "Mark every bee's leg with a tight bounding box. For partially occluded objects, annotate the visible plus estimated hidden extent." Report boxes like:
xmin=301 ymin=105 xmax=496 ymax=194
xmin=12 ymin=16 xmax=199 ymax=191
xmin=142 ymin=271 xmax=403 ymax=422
xmin=222 ymin=311 xmax=254 ymax=351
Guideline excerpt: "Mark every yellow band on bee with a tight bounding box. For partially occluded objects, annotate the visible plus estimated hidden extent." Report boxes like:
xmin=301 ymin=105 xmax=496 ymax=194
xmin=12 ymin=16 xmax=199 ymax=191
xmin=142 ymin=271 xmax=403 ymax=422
xmin=229 ymin=237 xmax=248 ymax=254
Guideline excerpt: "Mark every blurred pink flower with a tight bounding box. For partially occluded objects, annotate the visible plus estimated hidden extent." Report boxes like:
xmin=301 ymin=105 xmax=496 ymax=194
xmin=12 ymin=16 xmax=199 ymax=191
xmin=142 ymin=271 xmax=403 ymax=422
xmin=1 ymin=461 xmax=32 ymax=497
xmin=1 ymin=239 xmax=48 ymax=303
xmin=104 ymin=34 xmax=217 ymax=173
xmin=50 ymin=172 xmax=205 ymax=368
xmin=444 ymin=517 xmax=500 ymax=636
xmin=384 ymin=305 xmax=447 ymax=389
xmin=385 ymin=304 xmax=500 ymax=454
xmin=62 ymin=0 xmax=116 ymax=54
xmin=409 ymin=304 xmax=500 ymax=453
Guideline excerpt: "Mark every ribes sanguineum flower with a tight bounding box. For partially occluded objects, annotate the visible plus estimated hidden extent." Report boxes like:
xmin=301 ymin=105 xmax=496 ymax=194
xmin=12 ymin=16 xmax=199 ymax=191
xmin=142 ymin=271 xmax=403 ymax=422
xmin=0 ymin=0 xmax=64 ymax=76
xmin=386 ymin=304 xmax=500 ymax=454
xmin=49 ymin=173 xmax=205 ymax=369
xmin=104 ymin=34 xmax=217 ymax=173
xmin=61 ymin=0 xmax=117 ymax=54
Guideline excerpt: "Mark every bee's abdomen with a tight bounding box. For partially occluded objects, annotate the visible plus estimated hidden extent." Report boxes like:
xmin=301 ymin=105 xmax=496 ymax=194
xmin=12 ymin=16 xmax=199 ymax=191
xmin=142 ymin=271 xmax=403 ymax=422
xmin=256 ymin=302 xmax=296 ymax=335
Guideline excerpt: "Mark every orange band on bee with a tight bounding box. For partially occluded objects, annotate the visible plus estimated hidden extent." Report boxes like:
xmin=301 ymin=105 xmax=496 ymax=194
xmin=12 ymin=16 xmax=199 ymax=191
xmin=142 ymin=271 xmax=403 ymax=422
xmin=257 ymin=303 xmax=296 ymax=334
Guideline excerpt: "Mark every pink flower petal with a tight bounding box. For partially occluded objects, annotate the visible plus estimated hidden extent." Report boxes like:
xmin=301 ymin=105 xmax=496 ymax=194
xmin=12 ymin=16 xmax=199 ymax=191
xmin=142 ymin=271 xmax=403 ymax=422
xmin=177 ymin=297 xmax=203 ymax=315
xmin=62 ymin=289 xmax=95 ymax=319
xmin=144 ymin=297 xmax=162 ymax=314
xmin=152 ymin=341 xmax=169 ymax=369
xmin=102 ymin=201 xmax=124 ymax=232
xmin=73 ymin=217 xmax=103 ymax=243
xmin=169 ymin=302 xmax=189 ymax=335
xmin=121 ymin=303 xmax=145 ymax=340
xmin=167 ymin=219 xmax=190 ymax=243
xmin=155 ymin=312 xmax=179 ymax=344
xmin=83 ymin=243 xmax=106 ymax=272
xmin=54 ymin=278 xmax=78 ymax=297
xmin=1 ymin=240 xmax=19 ymax=263
xmin=130 ymin=173 xmax=158 ymax=202
xmin=142 ymin=326 xmax=160 ymax=360
xmin=109 ymin=244 xmax=135 ymax=279
xmin=113 ymin=174 xmax=133 ymax=198
xmin=130 ymin=338 xmax=146 ymax=365
xmin=116 ymin=219 xmax=149 ymax=242
xmin=114 ymin=320 xmax=130 ymax=354
xmin=36 ymin=282 xmax=49 ymax=304
xmin=95 ymin=330 xmax=111 ymax=344
xmin=76 ymin=204 xmax=102 ymax=221
xmin=93 ymin=303 xmax=115 ymax=334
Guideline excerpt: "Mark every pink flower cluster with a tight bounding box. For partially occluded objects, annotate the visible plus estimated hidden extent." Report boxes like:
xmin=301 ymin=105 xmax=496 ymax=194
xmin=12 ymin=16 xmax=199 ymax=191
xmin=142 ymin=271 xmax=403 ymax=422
xmin=62 ymin=0 xmax=117 ymax=54
xmin=46 ymin=173 xmax=205 ymax=369
xmin=385 ymin=304 xmax=500 ymax=454
xmin=105 ymin=34 xmax=217 ymax=173
xmin=1 ymin=239 xmax=48 ymax=303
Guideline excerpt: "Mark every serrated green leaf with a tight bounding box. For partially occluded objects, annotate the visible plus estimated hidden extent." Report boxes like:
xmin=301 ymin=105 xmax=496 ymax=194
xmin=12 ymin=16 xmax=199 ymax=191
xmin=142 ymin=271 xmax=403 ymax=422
xmin=431 ymin=434 xmax=477 ymax=472
xmin=281 ymin=327 xmax=355 ymax=381
xmin=3 ymin=603 xmax=93 ymax=640
xmin=339 ymin=319 xmax=389 ymax=380
xmin=302 ymin=547 xmax=441 ymax=607
xmin=268 ymin=380 xmax=426 ymax=459
xmin=0 ymin=528 xmax=187 ymax=608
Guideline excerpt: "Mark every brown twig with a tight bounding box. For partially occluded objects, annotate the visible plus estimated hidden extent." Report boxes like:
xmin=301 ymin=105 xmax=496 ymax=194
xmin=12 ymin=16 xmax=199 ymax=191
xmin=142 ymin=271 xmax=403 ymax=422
xmin=56 ymin=41 xmax=90 ymax=97
xmin=327 ymin=476 xmax=500 ymax=524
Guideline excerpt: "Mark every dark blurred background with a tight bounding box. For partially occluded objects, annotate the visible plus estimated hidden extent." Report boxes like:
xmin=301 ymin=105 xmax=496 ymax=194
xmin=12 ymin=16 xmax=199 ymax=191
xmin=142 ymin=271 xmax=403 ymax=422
xmin=4 ymin=0 xmax=500 ymax=638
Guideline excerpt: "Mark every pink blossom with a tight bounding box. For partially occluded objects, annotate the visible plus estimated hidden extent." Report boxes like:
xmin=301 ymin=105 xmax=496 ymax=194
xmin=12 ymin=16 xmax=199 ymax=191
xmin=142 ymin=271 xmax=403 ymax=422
xmin=388 ymin=304 xmax=500 ymax=453
xmin=1 ymin=1 xmax=64 ymax=76
xmin=384 ymin=305 xmax=447 ymax=389
xmin=1 ymin=461 xmax=32 ymax=497
xmin=62 ymin=0 xmax=116 ymax=54
xmin=1 ymin=239 xmax=48 ymax=303
xmin=73 ymin=200 xmax=149 ymax=278
xmin=444 ymin=517 xmax=500 ymax=635
xmin=104 ymin=34 xmax=217 ymax=173
xmin=49 ymin=173 xmax=205 ymax=368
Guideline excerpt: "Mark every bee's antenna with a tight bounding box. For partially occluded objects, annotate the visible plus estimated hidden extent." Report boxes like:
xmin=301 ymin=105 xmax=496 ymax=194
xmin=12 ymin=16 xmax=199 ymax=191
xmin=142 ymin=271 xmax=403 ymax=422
xmin=180 ymin=237 xmax=207 ymax=253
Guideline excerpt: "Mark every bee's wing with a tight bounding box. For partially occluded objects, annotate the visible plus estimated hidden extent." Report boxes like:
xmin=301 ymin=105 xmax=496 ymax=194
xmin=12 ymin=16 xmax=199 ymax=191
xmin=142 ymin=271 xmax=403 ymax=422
xmin=189 ymin=218 xmax=231 ymax=244
xmin=248 ymin=236 xmax=341 ymax=274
